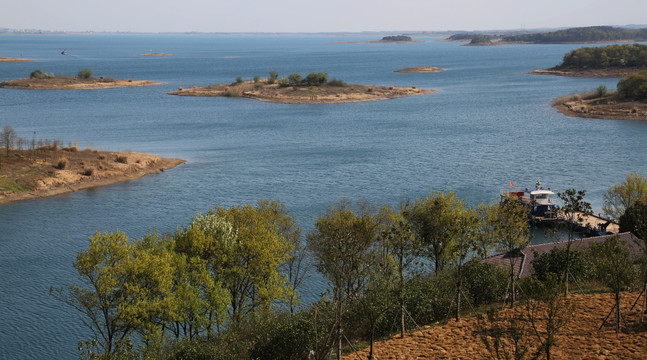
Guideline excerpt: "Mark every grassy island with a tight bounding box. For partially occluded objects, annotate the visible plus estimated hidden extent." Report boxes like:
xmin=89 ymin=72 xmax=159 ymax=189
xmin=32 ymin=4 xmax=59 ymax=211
xmin=532 ymin=44 xmax=647 ymax=78
xmin=0 ymin=56 xmax=33 ymax=62
xmin=0 ymin=128 xmax=184 ymax=203
xmin=169 ymin=71 xmax=435 ymax=104
xmin=0 ymin=68 xmax=163 ymax=90
xmin=394 ymin=66 xmax=444 ymax=73
xmin=553 ymin=72 xmax=647 ymax=120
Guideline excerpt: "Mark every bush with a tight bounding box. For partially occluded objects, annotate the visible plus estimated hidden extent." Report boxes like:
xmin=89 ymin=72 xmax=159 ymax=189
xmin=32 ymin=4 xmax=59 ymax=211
xmin=278 ymin=77 xmax=290 ymax=88
xmin=235 ymin=76 xmax=244 ymax=84
xmin=303 ymin=72 xmax=328 ymax=86
xmin=77 ymin=69 xmax=93 ymax=79
xmin=596 ymin=84 xmax=608 ymax=97
xmin=30 ymin=69 xmax=55 ymax=79
xmin=617 ymin=71 xmax=647 ymax=101
xmin=531 ymin=247 xmax=595 ymax=284
xmin=268 ymin=70 xmax=278 ymax=84
xmin=287 ymin=73 xmax=302 ymax=86
xmin=115 ymin=155 xmax=128 ymax=164
xmin=404 ymin=271 xmax=454 ymax=325
xmin=56 ymin=158 xmax=68 ymax=170
xmin=253 ymin=75 xmax=260 ymax=83
xmin=462 ymin=260 xmax=508 ymax=306
xmin=328 ymin=78 xmax=347 ymax=87
xmin=82 ymin=167 xmax=95 ymax=176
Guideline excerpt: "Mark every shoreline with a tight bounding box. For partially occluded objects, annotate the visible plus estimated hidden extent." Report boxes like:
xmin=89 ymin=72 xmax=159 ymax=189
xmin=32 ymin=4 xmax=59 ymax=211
xmin=328 ymin=40 xmax=422 ymax=44
xmin=0 ymin=151 xmax=185 ymax=204
xmin=0 ymin=56 xmax=34 ymax=62
xmin=553 ymin=93 xmax=647 ymax=120
xmin=394 ymin=66 xmax=444 ymax=73
xmin=169 ymin=80 xmax=435 ymax=104
xmin=531 ymin=67 xmax=645 ymax=78
xmin=0 ymin=77 xmax=164 ymax=90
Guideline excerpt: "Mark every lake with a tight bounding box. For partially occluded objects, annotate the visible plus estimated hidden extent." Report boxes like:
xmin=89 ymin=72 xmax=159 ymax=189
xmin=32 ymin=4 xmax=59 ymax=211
xmin=0 ymin=34 xmax=646 ymax=359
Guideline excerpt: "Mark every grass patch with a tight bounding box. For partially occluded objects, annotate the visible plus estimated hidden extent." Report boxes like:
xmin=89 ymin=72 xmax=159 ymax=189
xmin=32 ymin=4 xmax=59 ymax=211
xmin=0 ymin=177 xmax=31 ymax=193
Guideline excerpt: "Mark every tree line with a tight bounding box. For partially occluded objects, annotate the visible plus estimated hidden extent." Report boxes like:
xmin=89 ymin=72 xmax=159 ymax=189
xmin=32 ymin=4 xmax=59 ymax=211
xmin=503 ymin=26 xmax=647 ymax=44
xmin=556 ymin=44 xmax=647 ymax=69
xmin=53 ymin=173 xmax=647 ymax=359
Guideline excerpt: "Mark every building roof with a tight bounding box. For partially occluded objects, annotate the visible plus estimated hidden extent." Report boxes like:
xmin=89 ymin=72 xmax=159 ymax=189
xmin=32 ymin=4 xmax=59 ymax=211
xmin=482 ymin=232 xmax=643 ymax=279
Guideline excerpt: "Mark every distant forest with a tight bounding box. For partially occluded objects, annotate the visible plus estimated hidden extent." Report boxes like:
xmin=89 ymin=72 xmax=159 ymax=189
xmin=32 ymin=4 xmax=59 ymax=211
xmin=556 ymin=44 xmax=647 ymax=69
xmin=503 ymin=26 xmax=647 ymax=43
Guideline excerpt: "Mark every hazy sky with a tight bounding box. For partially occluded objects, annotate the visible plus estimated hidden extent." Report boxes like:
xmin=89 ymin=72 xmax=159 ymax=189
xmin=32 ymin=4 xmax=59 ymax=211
xmin=3 ymin=0 xmax=646 ymax=33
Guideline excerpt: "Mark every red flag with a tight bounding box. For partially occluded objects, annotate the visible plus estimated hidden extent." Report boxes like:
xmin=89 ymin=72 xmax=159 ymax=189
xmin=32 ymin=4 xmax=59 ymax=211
xmin=510 ymin=181 xmax=514 ymax=187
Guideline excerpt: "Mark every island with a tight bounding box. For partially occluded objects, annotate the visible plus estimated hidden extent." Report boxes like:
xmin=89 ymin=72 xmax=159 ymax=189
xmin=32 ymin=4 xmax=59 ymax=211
xmin=0 ymin=68 xmax=163 ymax=90
xmin=394 ymin=66 xmax=444 ymax=73
xmin=139 ymin=53 xmax=175 ymax=57
xmin=0 ymin=138 xmax=185 ymax=204
xmin=0 ymin=56 xmax=33 ymax=62
xmin=531 ymin=44 xmax=647 ymax=77
xmin=552 ymin=71 xmax=647 ymax=120
xmin=169 ymin=71 xmax=435 ymax=104
xmin=329 ymin=34 xmax=421 ymax=45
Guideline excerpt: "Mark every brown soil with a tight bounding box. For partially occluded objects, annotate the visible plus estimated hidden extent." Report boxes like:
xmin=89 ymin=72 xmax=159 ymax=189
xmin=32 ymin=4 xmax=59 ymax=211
xmin=169 ymin=80 xmax=435 ymax=104
xmin=0 ymin=56 xmax=33 ymax=62
xmin=394 ymin=66 xmax=444 ymax=73
xmin=139 ymin=53 xmax=175 ymax=56
xmin=0 ymin=148 xmax=184 ymax=204
xmin=343 ymin=291 xmax=647 ymax=359
xmin=0 ymin=76 xmax=164 ymax=90
xmin=553 ymin=92 xmax=647 ymax=120
xmin=531 ymin=67 xmax=646 ymax=78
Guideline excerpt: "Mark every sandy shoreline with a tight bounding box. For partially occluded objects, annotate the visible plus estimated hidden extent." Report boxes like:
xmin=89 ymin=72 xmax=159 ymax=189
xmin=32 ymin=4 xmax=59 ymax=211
xmin=0 ymin=77 xmax=164 ymax=90
xmin=169 ymin=80 xmax=435 ymax=104
xmin=0 ymin=56 xmax=33 ymax=62
xmin=0 ymin=151 xmax=185 ymax=204
xmin=531 ymin=67 xmax=645 ymax=78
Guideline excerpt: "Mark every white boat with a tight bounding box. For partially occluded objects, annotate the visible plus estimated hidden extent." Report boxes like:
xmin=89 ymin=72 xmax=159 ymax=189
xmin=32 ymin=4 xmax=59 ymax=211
xmin=500 ymin=181 xmax=557 ymax=223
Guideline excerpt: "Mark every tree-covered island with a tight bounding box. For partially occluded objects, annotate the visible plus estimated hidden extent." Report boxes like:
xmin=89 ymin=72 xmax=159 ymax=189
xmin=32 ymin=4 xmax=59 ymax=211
xmin=169 ymin=71 xmax=435 ymax=104
xmin=533 ymin=44 xmax=647 ymax=77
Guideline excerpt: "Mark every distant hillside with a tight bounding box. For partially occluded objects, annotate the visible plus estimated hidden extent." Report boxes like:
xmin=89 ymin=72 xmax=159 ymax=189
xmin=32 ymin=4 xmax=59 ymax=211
xmin=503 ymin=26 xmax=647 ymax=43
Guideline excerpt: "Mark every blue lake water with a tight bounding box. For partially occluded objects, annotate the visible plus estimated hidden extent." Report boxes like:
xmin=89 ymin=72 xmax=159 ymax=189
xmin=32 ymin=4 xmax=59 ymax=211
xmin=1 ymin=34 xmax=646 ymax=359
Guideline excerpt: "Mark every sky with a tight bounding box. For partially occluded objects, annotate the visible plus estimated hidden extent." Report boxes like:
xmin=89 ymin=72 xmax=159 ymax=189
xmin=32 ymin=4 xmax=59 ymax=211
xmin=2 ymin=0 xmax=647 ymax=33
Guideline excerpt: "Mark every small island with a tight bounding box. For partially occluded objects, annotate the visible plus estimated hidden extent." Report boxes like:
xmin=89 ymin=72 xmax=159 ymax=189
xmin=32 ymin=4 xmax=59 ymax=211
xmin=139 ymin=53 xmax=176 ymax=57
xmin=0 ymin=68 xmax=163 ymax=90
xmin=329 ymin=34 xmax=421 ymax=45
xmin=0 ymin=127 xmax=185 ymax=204
xmin=552 ymin=71 xmax=647 ymax=120
xmin=532 ymin=44 xmax=647 ymax=78
xmin=394 ymin=66 xmax=444 ymax=73
xmin=169 ymin=71 xmax=435 ymax=104
xmin=0 ymin=56 xmax=33 ymax=62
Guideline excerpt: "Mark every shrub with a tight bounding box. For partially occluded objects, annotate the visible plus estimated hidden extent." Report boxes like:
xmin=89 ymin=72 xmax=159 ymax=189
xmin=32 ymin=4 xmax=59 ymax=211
xmin=30 ymin=70 xmax=55 ymax=79
xmin=531 ymin=247 xmax=595 ymax=284
xmin=115 ymin=155 xmax=128 ymax=164
xmin=596 ymin=84 xmax=608 ymax=97
xmin=287 ymin=73 xmax=302 ymax=86
xmin=462 ymin=260 xmax=508 ymax=306
xmin=328 ymin=78 xmax=347 ymax=87
xmin=82 ymin=167 xmax=95 ymax=176
xmin=235 ymin=76 xmax=244 ymax=84
xmin=268 ymin=70 xmax=278 ymax=84
xmin=277 ymin=77 xmax=290 ymax=88
xmin=56 ymin=158 xmax=68 ymax=170
xmin=253 ymin=75 xmax=260 ymax=83
xmin=617 ymin=70 xmax=647 ymax=101
xmin=302 ymin=72 xmax=328 ymax=86
xmin=77 ymin=69 xmax=93 ymax=79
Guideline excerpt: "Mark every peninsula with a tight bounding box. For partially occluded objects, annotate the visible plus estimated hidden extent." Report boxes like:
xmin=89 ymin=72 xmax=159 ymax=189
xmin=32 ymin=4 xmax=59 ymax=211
xmin=0 ymin=145 xmax=184 ymax=204
xmin=394 ymin=66 xmax=443 ymax=73
xmin=531 ymin=44 xmax=647 ymax=78
xmin=0 ymin=68 xmax=163 ymax=90
xmin=0 ymin=56 xmax=33 ymax=62
xmin=553 ymin=92 xmax=647 ymax=120
xmin=169 ymin=71 xmax=434 ymax=104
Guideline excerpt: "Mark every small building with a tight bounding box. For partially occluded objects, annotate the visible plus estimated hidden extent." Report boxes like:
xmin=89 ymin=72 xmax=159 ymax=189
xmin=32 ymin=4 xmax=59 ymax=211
xmin=482 ymin=232 xmax=643 ymax=279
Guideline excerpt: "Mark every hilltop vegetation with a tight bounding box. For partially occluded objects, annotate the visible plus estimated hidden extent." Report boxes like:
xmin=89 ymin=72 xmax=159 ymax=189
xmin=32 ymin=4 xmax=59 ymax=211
xmin=557 ymin=44 xmax=647 ymax=70
xmin=503 ymin=26 xmax=647 ymax=43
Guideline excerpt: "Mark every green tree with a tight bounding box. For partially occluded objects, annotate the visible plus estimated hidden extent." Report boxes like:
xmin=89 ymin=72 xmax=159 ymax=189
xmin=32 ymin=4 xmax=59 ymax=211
xmin=211 ymin=202 xmax=294 ymax=324
xmin=489 ymin=198 xmax=532 ymax=307
xmin=617 ymin=70 xmax=647 ymax=101
xmin=619 ymin=201 xmax=647 ymax=320
xmin=235 ymin=76 xmax=243 ymax=84
xmin=268 ymin=70 xmax=278 ymax=84
xmin=448 ymin=205 xmax=479 ymax=321
xmin=287 ymin=73 xmax=302 ymax=86
xmin=307 ymin=201 xmax=377 ymax=360
xmin=603 ymin=172 xmax=647 ymax=221
xmin=590 ymin=235 xmax=638 ymax=335
xmin=554 ymin=188 xmax=591 ymax=296
xmin=404 ymin=190 xmax=464 ymax=274
xmin=78 ymin=68 xmax=93 ymax=79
